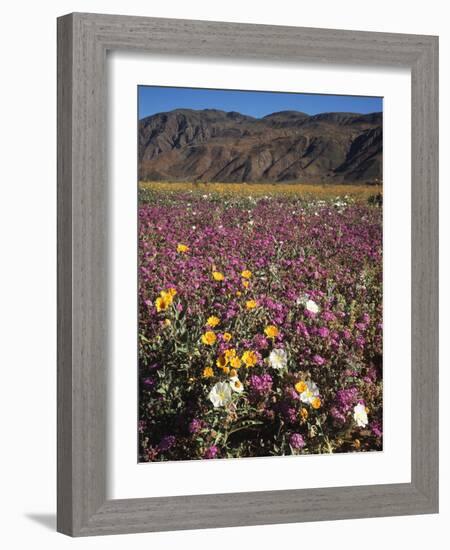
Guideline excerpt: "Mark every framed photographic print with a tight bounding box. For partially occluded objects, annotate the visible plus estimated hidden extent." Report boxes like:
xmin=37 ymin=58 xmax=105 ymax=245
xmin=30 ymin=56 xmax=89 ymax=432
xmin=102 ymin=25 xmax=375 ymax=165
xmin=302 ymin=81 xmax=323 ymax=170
xmin=57 ymin=13 xmax=438 ymax=536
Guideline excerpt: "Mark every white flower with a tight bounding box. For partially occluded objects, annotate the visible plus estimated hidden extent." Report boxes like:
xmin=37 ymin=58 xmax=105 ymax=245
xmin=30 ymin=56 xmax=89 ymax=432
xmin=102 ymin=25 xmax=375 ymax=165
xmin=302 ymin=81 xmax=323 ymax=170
xmin=305 ymin=299 xmax=320 ymax=314
xmin=353 ymin=403 xmax=369 ymax=427
xmin=229 ymin=376 xmax=244 ymax=394
xmin=208 ymin=381 xmax=232 ymax=408
xmin=269 ymin=348 xmax=288 ymax=370
xmin=299 ymin=381 xmax=320 ymax=404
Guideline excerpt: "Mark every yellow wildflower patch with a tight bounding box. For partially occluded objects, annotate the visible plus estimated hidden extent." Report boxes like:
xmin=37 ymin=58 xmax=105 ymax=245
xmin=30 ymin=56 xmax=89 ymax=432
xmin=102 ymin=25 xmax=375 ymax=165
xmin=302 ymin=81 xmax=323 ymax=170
xmin=216 ymin=354 xmax=228 ymax=369
xmin=155 ymin=295 xmax=169 ymax=312
xmin=241 ymin=350 xmax=259 ymax=368
xmin=264 ymin=325 xmax=279 ymax=338
xmin=201 ymin=331 xmax=217 ymax=346
xmin=245 ymin=299 xmax=257 ymax=310
xmin=202 ymin=367 xmax=214 ymax=378
xmin=229 ymin=356 xmax=241 ymax=369
xmin=212 ymin=271 xmax=225 ymax=281
xmin=206 ymin=315 xmax=220 ymax=327
xmin=295 ymin=381 xmax=308 ymax=394
xmin=177 ymin=243 xmax=189 ymax=253
xmin=311 ymin=397 xmax=322 ymax=409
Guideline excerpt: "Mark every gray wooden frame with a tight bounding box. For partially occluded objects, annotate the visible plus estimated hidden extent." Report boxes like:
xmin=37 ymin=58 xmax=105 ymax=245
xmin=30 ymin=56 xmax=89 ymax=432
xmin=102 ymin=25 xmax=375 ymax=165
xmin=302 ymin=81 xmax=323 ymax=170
xmin=57 ymin=12 xmax=439 ymax=537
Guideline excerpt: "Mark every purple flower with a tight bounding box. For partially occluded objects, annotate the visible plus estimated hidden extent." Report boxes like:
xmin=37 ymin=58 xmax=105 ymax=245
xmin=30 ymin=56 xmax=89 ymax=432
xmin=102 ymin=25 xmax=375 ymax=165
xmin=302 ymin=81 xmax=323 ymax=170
xmin=330 ymin=406 xmax=346 ymax=424
xmin=289 ymin=433 xmax=305 ymax=449
xmin=158 ymin=435 xmax=176 ymax=451
xmin=322 ymin=311 xmax=336 ymax=322
xmin=252 ymin=333 xmax=269 ymax=350
xmin=296 ymin=322 xmax=310 ymax=338
xmin=279 ymin=404 xmax=298 ymax=424
xmin=138 ymin=420 xmax=147 ymax=434
xmin=335 ymin=387 xmax=359 ymax=412
xmin=188 ymin=418 xmax=203 ymax=434
xmin=317 ymin=326 xmax=330 ymax=338
xmin=341 ymin=329 xmax=351 ymax=341
xmin=142 ymin=377 xmax=155 ymax=388
xmin=371 ymin=421 xmax=383 ymax=438
xmin=312 ymin=354 xmax=326 ymax=366
xmin=203 ymin=445 xmax=218 ymax=459
xmin=249 ymin=374 xmax=273 ymax=396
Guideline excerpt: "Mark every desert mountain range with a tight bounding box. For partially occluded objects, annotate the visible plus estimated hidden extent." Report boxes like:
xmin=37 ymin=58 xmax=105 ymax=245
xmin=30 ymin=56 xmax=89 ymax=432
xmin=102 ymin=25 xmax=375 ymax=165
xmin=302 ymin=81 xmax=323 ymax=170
xmin=138 ymin=109 xmax=382 ymax=184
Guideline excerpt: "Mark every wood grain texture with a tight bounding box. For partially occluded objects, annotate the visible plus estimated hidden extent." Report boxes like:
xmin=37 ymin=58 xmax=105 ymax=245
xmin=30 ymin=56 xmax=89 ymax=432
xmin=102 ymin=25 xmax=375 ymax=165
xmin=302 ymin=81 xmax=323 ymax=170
xmin=57 ymin=12 xmax=439 ymax=537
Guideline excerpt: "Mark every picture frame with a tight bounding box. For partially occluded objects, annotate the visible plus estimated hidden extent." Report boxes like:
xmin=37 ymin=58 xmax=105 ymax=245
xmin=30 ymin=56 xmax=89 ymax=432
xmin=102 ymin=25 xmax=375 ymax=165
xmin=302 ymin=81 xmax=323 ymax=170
xmin=57 ymin=12 xmax=438 ymax=536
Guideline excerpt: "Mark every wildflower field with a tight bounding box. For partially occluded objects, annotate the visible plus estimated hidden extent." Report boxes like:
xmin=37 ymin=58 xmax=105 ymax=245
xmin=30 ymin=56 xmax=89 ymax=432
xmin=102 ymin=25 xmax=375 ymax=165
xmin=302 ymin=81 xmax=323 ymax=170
xmin=138 ymin=183 xmax=383 ymax=461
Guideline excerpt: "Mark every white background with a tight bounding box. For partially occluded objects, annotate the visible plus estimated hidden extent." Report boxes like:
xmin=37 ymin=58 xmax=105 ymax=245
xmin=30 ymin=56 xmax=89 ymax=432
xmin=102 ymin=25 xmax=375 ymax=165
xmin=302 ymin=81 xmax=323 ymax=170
xmin=109 ymin=54 xmax=411 ymax=499
xmin=0 ymin=1 xmax=447 ymax=548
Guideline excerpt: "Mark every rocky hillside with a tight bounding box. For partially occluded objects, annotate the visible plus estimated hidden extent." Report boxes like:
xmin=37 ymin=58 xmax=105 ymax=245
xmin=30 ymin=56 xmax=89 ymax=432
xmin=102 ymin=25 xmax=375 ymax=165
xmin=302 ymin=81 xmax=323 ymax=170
xmin=138 ymin=109 xmax=382 ymax=183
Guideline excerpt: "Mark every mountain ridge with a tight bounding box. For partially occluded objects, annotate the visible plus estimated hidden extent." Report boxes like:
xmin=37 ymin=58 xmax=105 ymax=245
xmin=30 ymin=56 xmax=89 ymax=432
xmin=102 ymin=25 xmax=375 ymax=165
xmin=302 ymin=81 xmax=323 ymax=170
xmin=138 ymin=108 xmax=382 ymax=184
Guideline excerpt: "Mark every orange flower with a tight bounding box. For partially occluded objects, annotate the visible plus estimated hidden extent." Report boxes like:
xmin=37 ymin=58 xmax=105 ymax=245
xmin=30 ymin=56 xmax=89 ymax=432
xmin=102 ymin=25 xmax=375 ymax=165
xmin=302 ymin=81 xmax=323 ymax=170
xmin=201 ymin=331 xmax=217 ymax=346
xmin=295 ymin=381 xmax=308 ymax=394
xmin=229 ymin=356 xmax=241 ymax=369
xmin=264 ymin=325 xmax=279 ymax=338
xmin=202 ymin=367 xmax=214 ymax=378
xmin=155 ymin=295 xmax=169 ymax=312
xmin=300 ymin=407 xmax=309 ymax=421
xmin=222 ymin=332 xmax=232 ymax=342
xmin=311 ymin=397 xmax=322 ymax=409
xmin=241 ymin=350 xmax=259 ymax=368
xmin=216 ymin=354 xmax=228 ymax=369
xmin=224 ymin=348 xmax=237 ymax=362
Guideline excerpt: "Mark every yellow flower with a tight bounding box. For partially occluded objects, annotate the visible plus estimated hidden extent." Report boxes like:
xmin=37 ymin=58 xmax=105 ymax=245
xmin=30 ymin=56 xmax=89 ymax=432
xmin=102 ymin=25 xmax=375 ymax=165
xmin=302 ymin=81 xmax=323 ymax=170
xmin=229 ymin=368 xmax=238 ymax=378
xmin=177 ymin=243 xmax=189 ymax=253
xmin=216 ymin=353 xmax=228 ymax=369
xmin=241 ymin=350 xmax=259 ymax=368
xmin=242 ymin=280 xmax=250 ymax=289
xmin=311 ymin=397 xmax=322 ymax=409
xmin=202 ymin=366 xmax=214 ymax=378
xmin=212 ymin=271 xmax=225 ymax=281
xmin=224 ymin=348 xmax=237 ymax=362
xmin=236 ymin=291 xmax=242 ymax=297
xmin=155 ymin=295 xmax=169 ymax=312
xmin=295 ymin=381 xmax=308 ymax=394
xmin=201 ymin=331 xmax=217 ymax=346
xmin=245 ymin=299 xmax=257 ymax=310
xmin=264 ymin=325 xmax=279 ymax=338
xmin=241 ymin=270 xmax=252 ymax=279
xmin=223 ymin=332 xmax=232 ymax=342
xmin=158 ymin=289 xmax=175 ymax=307
xmin=229 ymin=356 xmax=241 ymax=369
xmin=163 ymin=319 xmax=171 ymax=327
xmin=300 ymin=407 xmax=309 ymax=421
xmin=222 ymin=366 xmax=230 ymax=375
xmin=206 ymin=315 xmax=220 ymax=327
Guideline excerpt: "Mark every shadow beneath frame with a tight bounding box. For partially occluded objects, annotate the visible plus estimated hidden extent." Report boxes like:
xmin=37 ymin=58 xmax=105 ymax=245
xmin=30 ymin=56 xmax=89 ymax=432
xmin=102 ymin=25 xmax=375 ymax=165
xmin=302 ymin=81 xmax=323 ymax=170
xmin=25 ymin=513 xmax=57 ymax=531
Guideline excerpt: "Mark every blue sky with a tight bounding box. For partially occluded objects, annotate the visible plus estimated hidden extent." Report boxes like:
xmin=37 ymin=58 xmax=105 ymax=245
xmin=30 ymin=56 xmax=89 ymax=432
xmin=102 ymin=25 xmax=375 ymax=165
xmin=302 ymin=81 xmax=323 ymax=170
xmin=138 ymin=86 xmax=382 ymax=120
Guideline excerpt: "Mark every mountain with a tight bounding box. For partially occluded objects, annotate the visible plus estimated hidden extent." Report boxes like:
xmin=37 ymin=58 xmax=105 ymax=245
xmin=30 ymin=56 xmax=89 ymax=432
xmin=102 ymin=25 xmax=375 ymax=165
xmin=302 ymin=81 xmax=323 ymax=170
xmin=138 ymin=108 xmax=382 ymax=184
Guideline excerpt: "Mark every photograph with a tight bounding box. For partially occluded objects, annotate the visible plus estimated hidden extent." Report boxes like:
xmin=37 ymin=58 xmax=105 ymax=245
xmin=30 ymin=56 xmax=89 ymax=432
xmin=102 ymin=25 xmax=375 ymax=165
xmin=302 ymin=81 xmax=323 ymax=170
xmin=137 ymin=85 xmax=383 ymax=462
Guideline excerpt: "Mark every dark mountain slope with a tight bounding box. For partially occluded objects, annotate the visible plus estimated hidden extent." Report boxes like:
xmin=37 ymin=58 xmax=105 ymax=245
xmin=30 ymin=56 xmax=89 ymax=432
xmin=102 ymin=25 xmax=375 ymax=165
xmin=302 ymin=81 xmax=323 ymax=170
xmin=138 ymin=109 xmax=382 ymax=183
